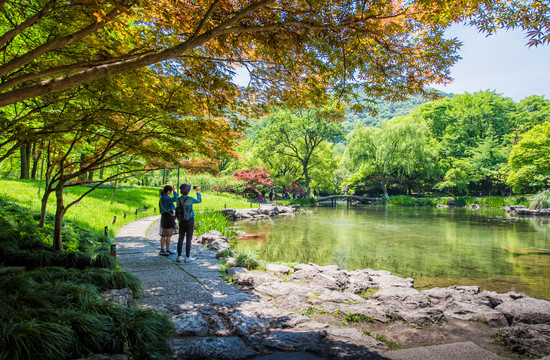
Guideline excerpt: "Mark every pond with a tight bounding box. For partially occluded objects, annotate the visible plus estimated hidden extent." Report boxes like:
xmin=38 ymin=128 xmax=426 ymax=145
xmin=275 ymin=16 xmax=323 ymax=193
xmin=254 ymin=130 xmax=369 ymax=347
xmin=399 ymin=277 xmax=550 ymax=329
xmin=231 ymin=205 xmax=550 ymax=300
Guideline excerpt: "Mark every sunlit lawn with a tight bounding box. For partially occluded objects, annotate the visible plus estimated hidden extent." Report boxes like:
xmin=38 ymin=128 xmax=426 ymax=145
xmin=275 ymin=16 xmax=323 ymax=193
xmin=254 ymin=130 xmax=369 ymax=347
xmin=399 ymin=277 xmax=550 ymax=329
xmin=0 ymin=179 xmax=251 ymax=237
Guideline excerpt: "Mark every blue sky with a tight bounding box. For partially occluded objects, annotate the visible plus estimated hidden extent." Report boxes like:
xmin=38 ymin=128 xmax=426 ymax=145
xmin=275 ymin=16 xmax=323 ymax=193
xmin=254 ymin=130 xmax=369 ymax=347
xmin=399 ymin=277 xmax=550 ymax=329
xmin=432 ymin=24 xmax=550 ymax=101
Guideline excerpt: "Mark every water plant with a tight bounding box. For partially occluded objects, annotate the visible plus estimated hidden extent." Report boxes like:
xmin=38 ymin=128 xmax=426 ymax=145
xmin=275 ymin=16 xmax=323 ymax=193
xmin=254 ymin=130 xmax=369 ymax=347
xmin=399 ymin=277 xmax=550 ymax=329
xmin=235 ymin=251 xmax=264 ymax=270
xmin=195 ymin=210 xmax=236 ymax=238
xmin=529 ymin=190 xmax=550 ymax=209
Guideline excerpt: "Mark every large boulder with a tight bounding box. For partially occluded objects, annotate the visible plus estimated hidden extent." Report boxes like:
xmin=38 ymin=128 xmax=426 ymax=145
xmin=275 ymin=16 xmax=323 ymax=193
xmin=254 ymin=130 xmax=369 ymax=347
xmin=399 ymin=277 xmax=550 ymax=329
xmin=496 ymin=297 xmax=550 ymax=325
xmin=500 ymin=324 xmax=550 ymax=356
xmin=266 ymin=263 xmax=293 ymax=275
xmin=172 ymin=311 xmax=209 ymax=336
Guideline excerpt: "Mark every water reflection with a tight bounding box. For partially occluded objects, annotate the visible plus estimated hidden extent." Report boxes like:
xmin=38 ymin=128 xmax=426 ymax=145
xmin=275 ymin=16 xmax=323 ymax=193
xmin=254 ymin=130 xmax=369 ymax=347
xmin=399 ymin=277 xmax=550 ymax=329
xmin=232 ymin=206 xmax=550 ymax=300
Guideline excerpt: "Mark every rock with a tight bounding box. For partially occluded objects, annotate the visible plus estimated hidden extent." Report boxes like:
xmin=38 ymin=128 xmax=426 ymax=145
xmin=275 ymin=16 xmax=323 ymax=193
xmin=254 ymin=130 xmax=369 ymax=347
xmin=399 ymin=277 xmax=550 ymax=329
xmin=101 ymin=288 xmax=136 ymax=307
xmin=500 ymin=324 xmax=550 ymax=356
xmin=279 ymin=294 xmax=309 ymax=312
xmin=171 ymin=336 xmax=258 ymax=359
xmin=266 ymin=263 xmax=293 ymax=275
xmin=233 ymin=272 xmax=276 ymax=287
xmin=255 ymin=281 xmax=304 ymax=298
xmin=496 ymin=297 xmax=550 ymax=325
xmin=208 ymin=238 xmax=230 ymax=251
xmin=336 ymin=303 xmax=389 ymax=323
xmin=470 ymin=204 xmax=481 ymax=210
xmin=370 ymin=272 xmax=414 ymax=289
xmin=330 ymin=327 xmax=388 ymax=349
xmin=297 ymin=321 xmax=330 ymax=331
xmin=221 ymin=208 xmax=236 ymax=220
xmin=443 ymin=303 xmax=508 ymax=328
xmin=226 ymin=267 xmax=248 ymax=276
xmin=373 ymin=287 xmax=431 ymax=310
xmin=289 ymin=271 xmax=345 ymax=291
xmin=208 ymin=314 xmax=232 ymax=336
xmin=249 ymin=330 xmax=326 ymax=353
xmin=172 ymin=311 xmax=209 ymax=336
xmin=327 ymin=327 xmax=388 ymax=359
xmin=293 ymin=263 xmax=317 ymax=272
xmin=196 ymin=229 xmax=222 ymax=242
xmin=222 ymin=310 xmax=271 ymax=335
xmin=224 ymin=257 xmax=237 ymax=267
xmin=277 ymin=313 xmax=311 ymax=328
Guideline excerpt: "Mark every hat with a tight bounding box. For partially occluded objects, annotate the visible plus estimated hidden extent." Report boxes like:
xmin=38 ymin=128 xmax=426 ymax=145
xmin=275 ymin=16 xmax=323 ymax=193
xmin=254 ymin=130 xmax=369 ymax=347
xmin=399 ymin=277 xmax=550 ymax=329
xmin=180 ymin=183 xmax=191 ymax=195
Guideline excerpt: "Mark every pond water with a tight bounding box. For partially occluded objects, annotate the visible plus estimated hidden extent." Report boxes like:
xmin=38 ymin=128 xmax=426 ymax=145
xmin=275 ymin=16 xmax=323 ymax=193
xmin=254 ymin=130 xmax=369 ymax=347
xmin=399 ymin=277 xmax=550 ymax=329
xmin=232 ymin=205 xmax=550 ymax=300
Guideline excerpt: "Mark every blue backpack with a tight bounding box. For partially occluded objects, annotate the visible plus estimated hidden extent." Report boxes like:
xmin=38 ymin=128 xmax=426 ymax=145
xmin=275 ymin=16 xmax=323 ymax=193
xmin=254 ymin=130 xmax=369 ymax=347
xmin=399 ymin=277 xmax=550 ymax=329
xmin=176 ymin=196 xmax=193 ymax=221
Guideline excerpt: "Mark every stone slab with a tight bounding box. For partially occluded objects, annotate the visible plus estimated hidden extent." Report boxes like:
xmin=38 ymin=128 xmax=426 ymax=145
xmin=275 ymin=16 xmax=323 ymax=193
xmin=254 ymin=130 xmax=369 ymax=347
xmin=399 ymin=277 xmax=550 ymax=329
xmin=383 ymin=341 xmax=505 ymax=360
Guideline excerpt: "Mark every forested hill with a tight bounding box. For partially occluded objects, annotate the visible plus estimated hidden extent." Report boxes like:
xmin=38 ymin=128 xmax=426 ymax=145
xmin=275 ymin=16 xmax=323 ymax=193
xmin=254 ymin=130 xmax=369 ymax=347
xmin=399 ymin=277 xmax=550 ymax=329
xmin=344 ymin=91 xmax=454 ymax=130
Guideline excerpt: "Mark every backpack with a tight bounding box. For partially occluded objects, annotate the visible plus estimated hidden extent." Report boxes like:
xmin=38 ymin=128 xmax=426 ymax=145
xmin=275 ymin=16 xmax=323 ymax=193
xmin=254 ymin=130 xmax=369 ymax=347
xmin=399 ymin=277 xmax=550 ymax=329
xmin=176 ymin=196 xmax=193 ymax=221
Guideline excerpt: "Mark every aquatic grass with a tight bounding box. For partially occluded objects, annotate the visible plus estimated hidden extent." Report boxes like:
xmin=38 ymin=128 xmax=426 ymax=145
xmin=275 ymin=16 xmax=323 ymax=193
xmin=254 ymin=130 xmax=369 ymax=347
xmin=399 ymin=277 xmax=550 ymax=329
xmin=236 ymin=251 xmax=265 ymax=270
xmin=387 ymin=195 xmax=436 ymax=207
xmin=529 ymin=190 xmax=550 ymax=209
xmin=195 ymin=210 xmax=236 ymax=238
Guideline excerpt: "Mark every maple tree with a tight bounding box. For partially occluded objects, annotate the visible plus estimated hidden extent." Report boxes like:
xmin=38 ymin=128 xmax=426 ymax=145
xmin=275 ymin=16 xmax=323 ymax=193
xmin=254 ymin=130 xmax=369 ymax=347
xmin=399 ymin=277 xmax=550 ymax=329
xmin=233 ymin=165 xmax=274 ymax=195
xmin=29 ymin=68 xmax=240 ymax=250
xmin=2 ymin=0 xmax=549 ymax=109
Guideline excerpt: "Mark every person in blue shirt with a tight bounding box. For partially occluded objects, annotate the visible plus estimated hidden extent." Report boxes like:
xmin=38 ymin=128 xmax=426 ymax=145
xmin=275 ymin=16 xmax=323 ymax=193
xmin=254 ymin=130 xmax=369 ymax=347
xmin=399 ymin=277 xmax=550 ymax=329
xmin=159 ymin=185 xmax=178 ymax=256
xmin=176 ymin=183 xmax=202 ymax=263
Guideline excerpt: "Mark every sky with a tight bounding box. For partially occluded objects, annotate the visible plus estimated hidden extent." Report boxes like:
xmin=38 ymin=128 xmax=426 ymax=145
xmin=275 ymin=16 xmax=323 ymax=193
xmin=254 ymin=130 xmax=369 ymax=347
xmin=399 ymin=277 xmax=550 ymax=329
xmin=431 ymin=24 xmax=550 ymax=102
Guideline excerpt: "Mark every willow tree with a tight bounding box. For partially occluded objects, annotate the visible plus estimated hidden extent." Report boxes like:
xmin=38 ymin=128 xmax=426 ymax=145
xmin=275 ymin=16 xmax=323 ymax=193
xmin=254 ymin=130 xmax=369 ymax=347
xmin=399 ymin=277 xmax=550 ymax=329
xmin=1 ymin=0 xmax=549 ymax=110
xmin=345 ymin=115 xmax=438 ymax=197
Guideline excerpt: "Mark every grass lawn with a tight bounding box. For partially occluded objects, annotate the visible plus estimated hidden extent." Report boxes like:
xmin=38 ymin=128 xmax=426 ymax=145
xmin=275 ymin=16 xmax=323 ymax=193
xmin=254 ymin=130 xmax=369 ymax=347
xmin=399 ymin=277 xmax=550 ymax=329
xmin=0 ymin=179 xmax=251 ymax=238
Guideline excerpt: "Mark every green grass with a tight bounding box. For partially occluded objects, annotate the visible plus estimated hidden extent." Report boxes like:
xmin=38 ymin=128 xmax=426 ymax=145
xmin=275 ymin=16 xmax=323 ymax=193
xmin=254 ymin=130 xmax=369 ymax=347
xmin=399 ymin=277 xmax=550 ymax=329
xmin=340 ymin=313 xmax=378 ymax=324
xmin=0 ymin=179 xmax=250 ymax=239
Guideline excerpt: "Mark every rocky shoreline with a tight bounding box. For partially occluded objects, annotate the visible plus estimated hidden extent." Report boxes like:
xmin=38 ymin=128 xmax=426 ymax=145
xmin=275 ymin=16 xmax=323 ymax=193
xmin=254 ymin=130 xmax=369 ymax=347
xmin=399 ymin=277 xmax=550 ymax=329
xmin=185 ymin=206 xmax=550 ymax=359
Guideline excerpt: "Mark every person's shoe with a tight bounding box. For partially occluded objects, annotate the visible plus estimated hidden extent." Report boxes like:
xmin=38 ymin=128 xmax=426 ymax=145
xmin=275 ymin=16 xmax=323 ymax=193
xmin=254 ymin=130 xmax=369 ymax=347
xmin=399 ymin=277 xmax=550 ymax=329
xmin=167 ymin=249 xmax=176 ymax=255
xmin=184 ymin=256 xmax=195 ymax=262
xmin=176 ymin=256 xmax=182 ymax=263
xmin=159 ymin=250 xmax=169 ymax=256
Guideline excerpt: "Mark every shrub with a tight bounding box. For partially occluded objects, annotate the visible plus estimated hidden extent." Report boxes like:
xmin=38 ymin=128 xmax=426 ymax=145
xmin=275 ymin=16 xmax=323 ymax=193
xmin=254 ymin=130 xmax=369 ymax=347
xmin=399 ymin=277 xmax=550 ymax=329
xmin=236 ymin=251 xmax=264 ymax=270
xmin=530 ymin=190 xmax=550 ymax=209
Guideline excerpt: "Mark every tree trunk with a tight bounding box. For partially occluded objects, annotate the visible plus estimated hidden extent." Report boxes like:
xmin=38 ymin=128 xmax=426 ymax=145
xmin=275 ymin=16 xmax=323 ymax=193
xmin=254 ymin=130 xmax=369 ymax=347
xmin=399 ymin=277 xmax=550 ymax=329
xmin=381 ymin=180 xmax=389 ymax=199
xmin=303 ymin=164 xmax=311 ymax=198
xmin=39 ymin=189 xmax=51 ymax=228
xmin=53 ymin=185 xmax=65 ymax=251
xmin=19 ymin=143 xmax=31 ymax=179
xmin=99 ymin=166 xmax=104 ymax=179
xmin=88 ymin=171 xmax=94 ymax=181
xmin=31 ymin=147 xmax=41 ymax=180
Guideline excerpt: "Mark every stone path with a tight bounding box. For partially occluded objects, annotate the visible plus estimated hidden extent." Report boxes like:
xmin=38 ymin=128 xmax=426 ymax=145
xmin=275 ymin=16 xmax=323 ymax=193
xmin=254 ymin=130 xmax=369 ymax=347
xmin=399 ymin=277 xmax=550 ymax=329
xmin=115 ymin=216 xmax=509 ymax=360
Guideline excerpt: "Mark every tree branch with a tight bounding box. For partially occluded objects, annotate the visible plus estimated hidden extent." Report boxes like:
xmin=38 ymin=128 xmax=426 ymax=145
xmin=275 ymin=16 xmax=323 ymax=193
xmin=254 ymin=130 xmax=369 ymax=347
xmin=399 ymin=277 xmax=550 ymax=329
xmin=191 ymin=0 xmax=222 ymax=39
xmin=0 ymin=0 xmax=57 ymax=49
xmin=0 ymin=5 xmax=123 ymax=78
xmin=0 ymin=50 xmax=157 ymax=92
xmin=0 ymin=0 xmax=275 ymax=107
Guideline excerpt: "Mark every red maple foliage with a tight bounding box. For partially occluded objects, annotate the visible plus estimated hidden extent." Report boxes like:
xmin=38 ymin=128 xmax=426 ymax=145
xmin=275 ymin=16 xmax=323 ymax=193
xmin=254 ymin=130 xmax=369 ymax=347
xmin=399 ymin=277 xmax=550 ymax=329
xmin=233 ymin=166 xmax=274 ymax=193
